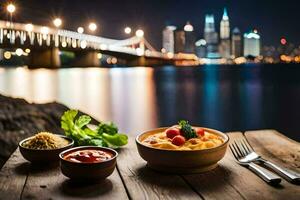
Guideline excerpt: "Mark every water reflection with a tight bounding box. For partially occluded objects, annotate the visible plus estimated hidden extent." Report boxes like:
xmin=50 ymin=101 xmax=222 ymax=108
xmin=2 ymin=67 xmax=32 ymax=100
xmin=111 ymin=68 xmax=157 ymax=134
xmin=0 ymin=67 xmax=157 ymax=134
xmin=240 ymin=67 xmax=263 ymax=130
xmin=58 ymin=68 xmax=113 ymax=121
xmin=202 ymin=66 xmax=220 ymax=128
xmin=32 ymin=69 xmax=58 ymax=102
xmin=0 ymin=65 xmax=300 ymax=141
xmin=152 ymin=64 xmax=300 ymax=141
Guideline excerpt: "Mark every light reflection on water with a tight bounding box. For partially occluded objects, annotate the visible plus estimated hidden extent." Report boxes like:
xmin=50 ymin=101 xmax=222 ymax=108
xmin=202 ymin=66 xmax=220 ymax=127
xmin=0 ymin=64 xmax=300 ymax=141
xmin=0 ymin=67 xmax=157 ymax=134
xmin=110 ymin=67 xmax=157 ymax=134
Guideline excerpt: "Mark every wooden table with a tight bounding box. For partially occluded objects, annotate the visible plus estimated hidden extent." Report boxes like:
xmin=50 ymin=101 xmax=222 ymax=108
xmin=0 ymin=130 xmax=299 ymax=200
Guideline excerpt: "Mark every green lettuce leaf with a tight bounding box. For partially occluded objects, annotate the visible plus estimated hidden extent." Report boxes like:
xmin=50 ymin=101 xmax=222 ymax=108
xmin=75 ymin=115 xmax=91 ymax=128
xmin=102 ymin=133 xmax=128 ymax=148
xmin=61 ymin=110 xmax=78 ymax=134
xmin=61 ymin=109 xmax=127 ymax=148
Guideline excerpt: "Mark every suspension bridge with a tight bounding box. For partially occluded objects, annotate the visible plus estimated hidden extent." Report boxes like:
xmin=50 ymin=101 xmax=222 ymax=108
xmin=0 ymin=20 xmax=198 ymax=67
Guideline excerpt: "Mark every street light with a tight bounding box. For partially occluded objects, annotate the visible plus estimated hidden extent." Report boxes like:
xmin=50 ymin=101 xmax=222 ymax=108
xmin=88 ymin=22 xmax=97 ymax=32
xmin=6 ymin=3 xmax=16 ymax=27
xmin=135 ymin=29 xmax=144 ymax=37
xmin=7 ymin=3 xmax=16 ymax=13
xmin=53 ymin=18 xmax=62 ymax=28
xmin=77 ymin=27 xmax=84 ymax=34
xmin=124 ymin=27 xmax=132 ymax=34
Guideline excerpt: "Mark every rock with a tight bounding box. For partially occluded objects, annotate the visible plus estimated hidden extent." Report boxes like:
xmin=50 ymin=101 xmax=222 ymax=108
xmin=0 ymin=94 xmax=69 ymax=167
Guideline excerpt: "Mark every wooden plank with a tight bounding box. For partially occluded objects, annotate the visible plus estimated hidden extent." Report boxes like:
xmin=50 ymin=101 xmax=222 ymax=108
xmin=185 ymin=131 xmax=300 ymax=200
xmin=21 ymin=158 xmax=129 ymax=200
xmin=245 ymin=130 xmax=300 ymax=172
xmin=245 ymin=130 xmax=300 ymax=197
xmin=227 ymin=131 xmax=299 ymax=200
xmin=116 ymin=137 xmax=201 ymax=200
xmin=182 ymin=132 xmax=246 ymax=200
xmin=0 ymin=148 xmax=29 ymax=200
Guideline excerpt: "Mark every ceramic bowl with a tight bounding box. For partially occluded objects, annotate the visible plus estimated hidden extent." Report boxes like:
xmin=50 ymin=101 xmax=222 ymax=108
xmin=59 ymin=146 xmax=118 ymax=180
xmin=19 ymin=135 xmax=74 ymax=163
xmin=136 ymin=127 xmax=229 ymax=174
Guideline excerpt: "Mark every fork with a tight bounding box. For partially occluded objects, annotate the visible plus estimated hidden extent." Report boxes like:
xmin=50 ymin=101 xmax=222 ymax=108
xmin=229 ymin=140 xmax=282 ymax=185
xmin=238 ymin=138 xmax=300 ymax=184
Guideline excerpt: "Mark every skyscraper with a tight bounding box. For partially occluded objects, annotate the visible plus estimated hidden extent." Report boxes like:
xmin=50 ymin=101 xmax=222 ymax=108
xmin=220 ymin=8 xmax=230 ymax=39
xmin=174 ymin=29 xmax=185 ymax=53
xmin=219 ymin=8 xmax=231 ymax=59
xmin=184 ymin=21 xmax=196 ymax=53
xmin=231 ymin=27 xmax=242 ymax=58
xmin=162 ymin=25 xmax=176 ymax=53
xmin=243 ymin=31 xmax=261 ymax=57
xmin=204 ymin=14 xmax=219 ymax=58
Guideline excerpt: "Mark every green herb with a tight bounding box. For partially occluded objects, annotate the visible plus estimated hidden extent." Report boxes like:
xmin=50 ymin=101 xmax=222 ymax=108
xmin=61 ymin=110 xmax=128 ymax=148
xmin=178 ymin=120 xmax=197 ymax=139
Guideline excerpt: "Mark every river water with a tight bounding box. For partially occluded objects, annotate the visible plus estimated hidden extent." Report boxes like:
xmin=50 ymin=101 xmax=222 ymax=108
xmin=0 ymin=64 xmax=299 ymax=141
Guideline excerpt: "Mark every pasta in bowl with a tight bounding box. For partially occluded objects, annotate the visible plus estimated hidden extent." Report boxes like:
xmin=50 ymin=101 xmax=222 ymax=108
xmin=136 ymin=121 xmax=229 ymax=173
xmin=142 ymin=127 xmax=224 ymax=150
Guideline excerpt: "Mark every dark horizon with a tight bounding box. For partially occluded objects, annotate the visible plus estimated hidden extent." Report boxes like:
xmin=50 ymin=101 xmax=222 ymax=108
xmin=0 ymin=0 xmax=299 ymax=49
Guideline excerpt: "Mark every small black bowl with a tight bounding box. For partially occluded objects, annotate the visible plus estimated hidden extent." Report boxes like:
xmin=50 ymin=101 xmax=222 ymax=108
xmin=19 ymin=135 xmax=74 ymax=163
xmin=59 ymin=146 xmax=118 ymax=180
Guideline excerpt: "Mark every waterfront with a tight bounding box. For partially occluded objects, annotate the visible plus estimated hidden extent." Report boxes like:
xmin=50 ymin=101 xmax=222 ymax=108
xmin=0 ymin=64 xmax=300 ymax=141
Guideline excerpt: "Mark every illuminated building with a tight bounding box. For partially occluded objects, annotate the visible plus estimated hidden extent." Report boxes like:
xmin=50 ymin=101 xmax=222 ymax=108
xmin=243 ymin=31 xmax=261 ymax=57
xmin=219 ymin=8 xmax=231 ymax=59
xmin=195 ymin=39 xmax=207 ymax=58
xmin=174 ymin=29 xmax=185 ymax=53
xmin=231 ymin=27 xmax=242 ymax=58
xmin=184 ymin=22 xmax=196 ymax=53
xmin=204 ymin=14 xmax=219 ymax=58
xmin=220 ymin=8 xmax=230 ymax=39
xmin=162 ymin=25 xmax=176 ymax=53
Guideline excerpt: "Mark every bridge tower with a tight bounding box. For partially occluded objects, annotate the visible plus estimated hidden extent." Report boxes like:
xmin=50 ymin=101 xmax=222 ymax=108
xmin=29 ymin=47 xmax=61 ymax=68
xmin=72 ymin=50 xmax=100 ymax=67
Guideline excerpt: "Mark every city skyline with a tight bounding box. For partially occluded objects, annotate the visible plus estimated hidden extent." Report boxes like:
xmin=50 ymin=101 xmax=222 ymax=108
xmin=163 ymin=8 xmax=261 ymax=60
xmin=0 ymin=0 xmax=299 ymax=49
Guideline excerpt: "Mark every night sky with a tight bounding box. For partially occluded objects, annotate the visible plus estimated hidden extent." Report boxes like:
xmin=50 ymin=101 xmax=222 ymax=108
xmin=1 ymin=0 xmax=299 ymax=49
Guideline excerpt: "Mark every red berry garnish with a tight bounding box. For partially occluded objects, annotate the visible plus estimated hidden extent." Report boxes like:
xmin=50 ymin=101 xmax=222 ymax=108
xmin=166 ymin=128 xmax=180 ymax=139
xmin=196 ymin=128 xmax=205 ymax=137
xmin=172 ymin=135 xmax=186 ymax=146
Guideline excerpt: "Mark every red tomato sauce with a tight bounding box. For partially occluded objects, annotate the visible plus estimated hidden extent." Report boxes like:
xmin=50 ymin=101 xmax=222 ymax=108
xmin=63 ymin=149 xmax=113 ymax=163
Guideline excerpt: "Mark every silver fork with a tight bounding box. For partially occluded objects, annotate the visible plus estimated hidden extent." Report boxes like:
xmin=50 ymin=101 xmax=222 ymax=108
xmin=239 ymin=138 xmax=300 ymax=184
xmin=229 ymin=140 xmax=282 ymax=185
